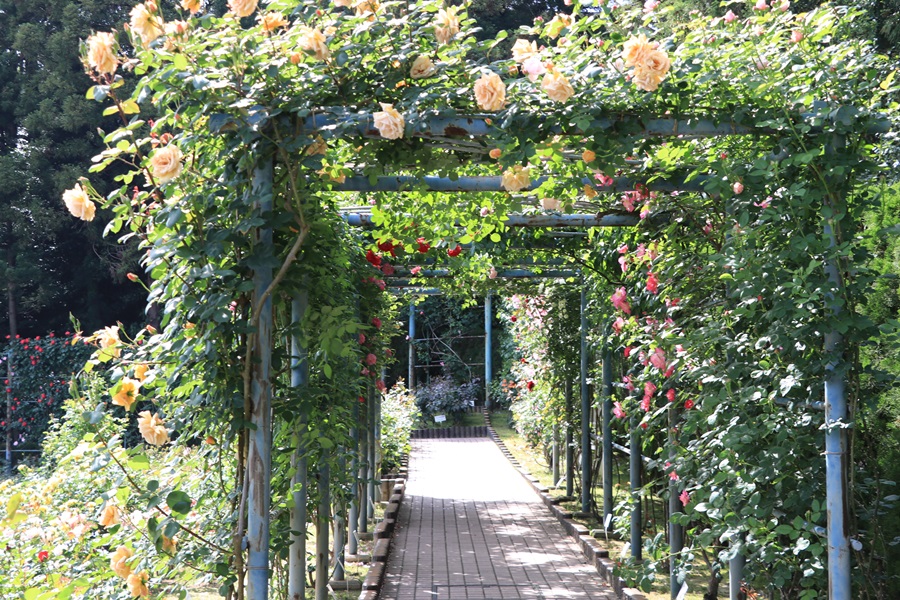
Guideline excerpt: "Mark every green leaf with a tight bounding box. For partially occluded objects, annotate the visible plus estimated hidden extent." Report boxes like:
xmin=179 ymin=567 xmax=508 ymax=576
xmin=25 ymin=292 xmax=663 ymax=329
xmin=173 ymin=53 xmax=189 ymax=70
xmin=166 ymin=490 xmax=193 ymax=515
xmin=120 ymin=99 xmax=140 ymax=115
xmin=775 ymin=524 xmax=794 ymax=535
xmin=128 ymin=454 xmax=150 ymax=470
xmin=6 ymin=493 xmax=22 ymax=519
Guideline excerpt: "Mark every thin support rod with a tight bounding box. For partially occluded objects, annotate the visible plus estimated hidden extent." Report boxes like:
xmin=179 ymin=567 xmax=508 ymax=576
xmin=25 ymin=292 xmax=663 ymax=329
xmin=668 ymin=404 xmax=684 ymax=599
xmin=565 ymin=379 xmax=574 ymax=498
xmin=580 ymin=286 xmax=591 ymax=514
xmin=247 ymin=158 xmax=274 ymax=600
xmin=601 ymin=346 xmax=614 ymax=527
xmin=314 ymin=459 xmax=330 ymax=600
xmin=348 ymin=401 xmax=360 ymax=556
xmin=630 ymin=423 xmax=642 ymax=560
xmin=485 ymin=292 xmax=493 ymax=410
xmin=289 ymin=291 xmax=309 ymax=600
xmin=408 ymin=303 xmax=415 ymax=388
xmin=5 ymin=346 xmax=13 ymax=477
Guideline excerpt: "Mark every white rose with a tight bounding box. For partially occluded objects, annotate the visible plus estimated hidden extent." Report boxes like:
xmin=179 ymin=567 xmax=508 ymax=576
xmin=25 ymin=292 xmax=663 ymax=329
xmin=410 ymin=55 xmax=436 ymax=79
xmin=373 ymin=103 xmax=405 ymax=140
xmin=474 ymin=72 xmax=506 ymax=111
xmin=150 ymin=145 xmax=184 ymax=184
xmin=62 ymin=184 xmax=97 ymax=221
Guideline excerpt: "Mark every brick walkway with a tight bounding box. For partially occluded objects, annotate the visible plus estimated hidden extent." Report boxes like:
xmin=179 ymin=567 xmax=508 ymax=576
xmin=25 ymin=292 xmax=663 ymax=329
xmin=380 ymin=438 xmax=617 ymax=600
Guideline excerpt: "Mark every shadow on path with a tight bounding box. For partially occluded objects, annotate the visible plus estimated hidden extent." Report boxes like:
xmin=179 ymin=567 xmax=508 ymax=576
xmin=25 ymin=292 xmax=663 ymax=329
xmin=380 ymin=438 xmax=616 ymax=600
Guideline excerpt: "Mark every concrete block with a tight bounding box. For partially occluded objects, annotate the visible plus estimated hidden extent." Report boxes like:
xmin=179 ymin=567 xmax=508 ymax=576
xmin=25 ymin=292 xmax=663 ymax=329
xmin=328 ymin=579 xmax=363 ymax=591
xmin=345 ymin=554 xmax=372 ymax=563
xmin=374 ymin=520 xmax=389 ymax=539
xmin=372 ymin=538 xmax=390 ymax=562
xmin=362 ymin=563 xmax=383 ymax=590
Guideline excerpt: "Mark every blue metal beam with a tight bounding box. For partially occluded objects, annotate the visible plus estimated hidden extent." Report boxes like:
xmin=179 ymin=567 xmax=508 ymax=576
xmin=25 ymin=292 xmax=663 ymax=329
xmin=300 ymin=112 xmax=891 ymax=140
xmin=345 ymin=212 xmax=642 ymax=228
xmin=386 ymin=270 xmax=578 ymax=286
xmin=334 ymin=175 xmax=709 ymax=194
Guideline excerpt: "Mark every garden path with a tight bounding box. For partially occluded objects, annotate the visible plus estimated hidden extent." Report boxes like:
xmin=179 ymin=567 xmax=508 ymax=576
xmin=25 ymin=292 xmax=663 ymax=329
xmin=380 ymin=437 xmax=617 ymax=600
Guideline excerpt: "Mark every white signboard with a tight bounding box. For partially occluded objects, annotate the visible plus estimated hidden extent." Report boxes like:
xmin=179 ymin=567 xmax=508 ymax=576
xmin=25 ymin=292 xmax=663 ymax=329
xmin=434 ymin=415 xmax=447 ymax=423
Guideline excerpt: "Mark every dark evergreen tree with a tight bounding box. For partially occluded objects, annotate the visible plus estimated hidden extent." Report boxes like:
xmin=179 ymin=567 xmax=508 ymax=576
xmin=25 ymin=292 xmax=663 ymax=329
xmin=0 ymin=0 xmax=146 ymax=338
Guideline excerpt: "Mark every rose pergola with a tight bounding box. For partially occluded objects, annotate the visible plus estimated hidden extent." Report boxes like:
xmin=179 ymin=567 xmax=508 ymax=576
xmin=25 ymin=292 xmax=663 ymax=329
xmin=51 ymin=0 xmax=898 ymax=599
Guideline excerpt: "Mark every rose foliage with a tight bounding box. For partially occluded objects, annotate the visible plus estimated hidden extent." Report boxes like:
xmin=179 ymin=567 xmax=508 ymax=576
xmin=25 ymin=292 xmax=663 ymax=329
xmin=7 ymin=0 xmax=895 ymax=597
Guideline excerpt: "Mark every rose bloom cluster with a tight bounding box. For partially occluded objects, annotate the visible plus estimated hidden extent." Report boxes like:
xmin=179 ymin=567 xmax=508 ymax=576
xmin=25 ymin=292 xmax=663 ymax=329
xmin=622 ymin=34 xmax=671 ymax=92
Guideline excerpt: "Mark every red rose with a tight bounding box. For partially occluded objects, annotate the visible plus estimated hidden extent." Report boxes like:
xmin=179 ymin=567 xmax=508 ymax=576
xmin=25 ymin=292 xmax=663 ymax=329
xmin=447 ymin=244 xmax=462 ymax=257
xmin=365 ymin=249 xmax=382 ymax=267
xmin=416 ymin=237 xmax=430 ymax=253
xmin=38 ymin=550 xmax=49 ymax=563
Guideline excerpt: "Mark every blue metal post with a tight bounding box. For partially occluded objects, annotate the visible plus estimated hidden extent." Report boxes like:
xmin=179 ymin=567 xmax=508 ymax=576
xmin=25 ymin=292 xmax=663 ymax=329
xmin=333 ymin=450 xmax=346 ymax=581
xmin=408 ymin=303 xmax=415 ymax=388
xmin=376 ymin=370 xmax=384 ymax=499
xmin=289 ymin=292 xmax=309 ymax=600
xmin=580 ymin=286 xmax=591 ymax=514
xmin=552 ymin=424 xmax=560 ymax=487
xmin=602 ymin=346 xmax=614 ymax=527
xmin=348 ymin=400 xmax=359 ymax=556
xmin=823 ymin=136 xmax=851 ymax=600
xmin=247 ymin=158 xmax=274 ymax=600
xmin=367 ymin=382 xmax=376 ymax=520
xmin=358 ymin=390 xmax=368 ymax=534
xmin=729 ymin=537 xmax=744 ymax=600
xmin=315 ymin=458 xmax=330 ymax=600
xmin=485 ymin=292 xmax=493 ymax=410
xmin=565 ymin=379 xmax=574 ymax=498
xmin=668 ymin=404 xmax=684 ymax=599
xmin=630 ymin=420 xmax=642 ymax=561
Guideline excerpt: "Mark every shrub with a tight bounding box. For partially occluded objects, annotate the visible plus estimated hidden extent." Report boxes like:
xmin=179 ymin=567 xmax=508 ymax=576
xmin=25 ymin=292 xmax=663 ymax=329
xmin=1 ymin=333 xmax=91 ymax=466
xmin=414 ymin=376 xmax=478 ymax=425
xmin=380 ymin=380 xmax=419 ymax=474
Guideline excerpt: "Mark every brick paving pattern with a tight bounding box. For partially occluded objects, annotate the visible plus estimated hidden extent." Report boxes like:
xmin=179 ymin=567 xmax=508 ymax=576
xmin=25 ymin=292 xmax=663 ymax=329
xmin=381 ymin=438 xmax=617 ymax=600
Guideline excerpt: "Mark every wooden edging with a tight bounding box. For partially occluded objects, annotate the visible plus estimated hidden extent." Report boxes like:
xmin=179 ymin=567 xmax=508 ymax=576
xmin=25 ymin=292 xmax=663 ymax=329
xmin=483 ymin=413 xmax=648 ymax=600
xmin=358 ymin=456 xmax=408 ymax=600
